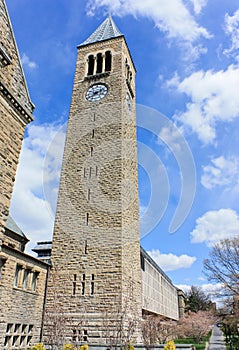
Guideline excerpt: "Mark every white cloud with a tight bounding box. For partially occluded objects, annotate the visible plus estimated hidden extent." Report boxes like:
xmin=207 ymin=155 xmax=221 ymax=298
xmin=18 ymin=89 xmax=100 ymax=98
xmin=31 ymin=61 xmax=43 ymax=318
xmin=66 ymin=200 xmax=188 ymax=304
xmin=172 ymin=65 xmax=239 ymax=144
xmin=177 ymin=282 xmax=222 ymax=295
xmin=147 ymin=249 xmax=196 ymax=271
xmin=190 ymin=209 xmax=239 ymax=246
xmin=10 ymin=122 xmax=66 ymax=253
xmin=224 ymin=9 xmax=239 ymax=59
xmin=86 ymin=0 xmax=211 ymax=43
xmin=21 ymin=53 xmax=38 ymax=69
xmin=201 ymin=156 xmax=239 ymax=189
xmin=189 ymin=0 xmax=207 ymax=15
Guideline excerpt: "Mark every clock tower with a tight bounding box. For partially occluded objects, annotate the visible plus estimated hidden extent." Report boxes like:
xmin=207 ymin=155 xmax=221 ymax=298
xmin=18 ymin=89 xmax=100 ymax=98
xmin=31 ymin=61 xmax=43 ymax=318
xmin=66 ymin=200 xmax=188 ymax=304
xmin=45 ymin=16 xmax=142 ymax=345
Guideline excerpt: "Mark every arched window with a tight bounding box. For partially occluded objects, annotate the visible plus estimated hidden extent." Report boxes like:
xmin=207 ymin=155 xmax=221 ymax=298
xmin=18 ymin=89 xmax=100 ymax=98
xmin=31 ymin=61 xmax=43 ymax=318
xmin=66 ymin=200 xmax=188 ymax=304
xmin=96 ymin=53 xmax=103 ymax=74
xmin=105 ymin=51 xmax=112 ymax=72
xmin=87 ymin=55 xmax=94 ymax=76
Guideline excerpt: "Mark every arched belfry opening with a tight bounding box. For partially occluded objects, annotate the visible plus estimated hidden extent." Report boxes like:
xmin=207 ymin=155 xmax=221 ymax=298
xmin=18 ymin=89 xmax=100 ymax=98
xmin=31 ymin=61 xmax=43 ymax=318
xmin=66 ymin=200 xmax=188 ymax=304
xmin=105 ymin=50 xmax=112 ymax=72
xmin=96 ymin=52 xmax=103 ymax=74
xmin=87 ymin=54 xmax=94 ymax=76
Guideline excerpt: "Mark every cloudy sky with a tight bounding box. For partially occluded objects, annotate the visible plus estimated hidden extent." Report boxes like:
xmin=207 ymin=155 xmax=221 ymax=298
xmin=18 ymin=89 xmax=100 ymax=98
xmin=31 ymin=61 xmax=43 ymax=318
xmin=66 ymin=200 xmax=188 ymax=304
xmin=6 ymin=0 xmax=239 ymax=296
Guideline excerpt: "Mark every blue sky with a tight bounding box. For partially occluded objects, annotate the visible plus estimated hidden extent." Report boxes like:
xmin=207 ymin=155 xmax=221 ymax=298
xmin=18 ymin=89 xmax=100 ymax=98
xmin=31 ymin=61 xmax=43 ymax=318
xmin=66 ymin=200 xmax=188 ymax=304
xmin=6 ymin=0 xmax=239 ymax=297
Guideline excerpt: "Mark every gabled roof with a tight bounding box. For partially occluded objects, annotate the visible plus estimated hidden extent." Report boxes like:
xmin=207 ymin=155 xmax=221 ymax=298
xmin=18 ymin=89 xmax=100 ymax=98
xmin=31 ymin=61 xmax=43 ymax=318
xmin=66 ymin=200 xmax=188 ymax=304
xmin=6 ymin=215 xmax=27 ymax=240
xmin=79 ymin=15 xmax=123 ymax=47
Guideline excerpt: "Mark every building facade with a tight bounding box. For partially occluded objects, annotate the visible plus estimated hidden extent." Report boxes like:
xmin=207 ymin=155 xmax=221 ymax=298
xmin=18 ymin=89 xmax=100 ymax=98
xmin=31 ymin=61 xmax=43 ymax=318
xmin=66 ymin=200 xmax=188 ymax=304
xmin=0 ymin=1 xmax=49 ymax=348
xmin=0 ymin=217 xmax=49 ymax=349
xmin=44 ymin=16 xmax=143 ymax=345
xmin=0 ymin=0 xmax=34 ymax=235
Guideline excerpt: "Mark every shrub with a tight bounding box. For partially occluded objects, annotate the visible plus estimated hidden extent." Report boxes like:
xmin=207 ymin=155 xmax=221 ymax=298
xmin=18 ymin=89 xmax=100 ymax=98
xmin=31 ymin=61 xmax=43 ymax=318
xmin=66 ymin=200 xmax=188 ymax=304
xmin=79 ymin=344 xmax=89 ymax=350
xmin=62 ymin=344 xmax=77 ymax=350
xmin=164 ymin=340 xmax=176 ymax=350
xmin=30 ymin=344 xmax=46 ymax=350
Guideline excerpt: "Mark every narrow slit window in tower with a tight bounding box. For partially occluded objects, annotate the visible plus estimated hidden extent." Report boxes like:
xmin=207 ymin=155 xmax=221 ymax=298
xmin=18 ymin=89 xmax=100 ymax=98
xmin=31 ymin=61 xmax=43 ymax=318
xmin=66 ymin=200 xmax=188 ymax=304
xmin=84 ymin=240 xmax=88 ymax=254
xmin=88 ymin=189 xmax=90 ymax=201
xmin=86 ymin=213 xmax=89 ymax=225
xmin=82 ymin=274 xmax=86 ymax=295
xmin=91 ymin=274 xmax=95 ymax=295
xmin=92 ymin=129 xmax=95 ymax=139
xmin=90 ymin=146 xmax=93 ymax=156
xmin=83 ymin=330 xmax=88 ymax=342
xmin=96 ymin=53 xmax=103 ymax=74
xmin=105 ymin=51 xmax=112 ymax=72
xmin=87 ymin=55 xmax=94 ymax=76
xmin=72 ymin=274 xmax=77 ymax=295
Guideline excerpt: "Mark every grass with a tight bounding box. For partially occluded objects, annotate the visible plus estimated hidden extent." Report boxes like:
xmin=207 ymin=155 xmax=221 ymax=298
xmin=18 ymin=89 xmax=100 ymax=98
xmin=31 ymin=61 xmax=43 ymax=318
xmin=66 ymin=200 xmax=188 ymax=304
xmin=175 ymin=331 xmax=212 ymax=350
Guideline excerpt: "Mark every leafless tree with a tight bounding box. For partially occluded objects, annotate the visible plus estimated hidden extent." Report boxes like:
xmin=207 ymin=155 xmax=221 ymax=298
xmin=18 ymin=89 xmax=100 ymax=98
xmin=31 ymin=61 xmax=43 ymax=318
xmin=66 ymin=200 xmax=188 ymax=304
xmin=203 ymin=237 xmax=239 ymax=297
xmin=43 ymin=267 xmax=68 ymax=350
xmin=103 ymin=280 xmax=140 ymax=348
xmin=141 ymin=315 xmax=177 ymax=349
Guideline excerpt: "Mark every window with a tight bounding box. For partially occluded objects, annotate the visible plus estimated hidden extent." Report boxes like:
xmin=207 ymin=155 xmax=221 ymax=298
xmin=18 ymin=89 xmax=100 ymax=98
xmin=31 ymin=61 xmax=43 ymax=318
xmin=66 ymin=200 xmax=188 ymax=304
xmin=14 ymin=324 xmax=20 ymax=333
xmin=90 ymin=146 xmax=93 ymax=156
xmin=83 ymin=329 xmax=88 ymax=342
xmin=91 ymin=274 xmax=95 ymax=295
xmin=72 ymin=329 xmax=77 ymax=341
xmin=6 ymin=324 xmax=13 ymax=333
xmin=86 ymin=213 xmax=89 ymax=226
xmin=5 ymin=323 xmax=33 ymax=348
xmin=87 ymin=55 xmax=94 ymax=76
xmin=31 ymin=272 xmax=38 ymax=291
xmin=14 ymin=264 xmax=22 ymax=287
xmin=4 ymin=336 xmax=11 ymax=347
xmin=92 ymin=129 xmax=95 ymax=138
xmin=12 ymin=335 xmax=19 ymax=346
xmin=0 ymin=259 xmax=6 ymax=280
xmin=23 ymin=269 xmax=30 ymax=289
xmin=82 ymin=274 xmax=86 ymax=295
xmin=96 ymin=53 xmax=103 ymax=74
xmin=84 ymin=240 xmax=88 ymax=254
xmin=105 ymin=51 xmax=112 ymax=72
xmin=20 ymin=335 xmax=26 ymax=346
xmin=72 ymin=274 xmax=77 ymax=296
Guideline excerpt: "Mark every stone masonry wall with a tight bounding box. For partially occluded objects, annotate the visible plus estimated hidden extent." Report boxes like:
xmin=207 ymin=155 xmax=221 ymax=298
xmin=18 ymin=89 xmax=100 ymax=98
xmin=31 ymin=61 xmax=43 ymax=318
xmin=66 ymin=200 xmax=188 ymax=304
xmin=0 ymin=245 xmax=48 ymax=349
xmin=45 ymin=36 xmax=142 ymax=345
xmin=0 ymin=0 xmax=33 ymax=235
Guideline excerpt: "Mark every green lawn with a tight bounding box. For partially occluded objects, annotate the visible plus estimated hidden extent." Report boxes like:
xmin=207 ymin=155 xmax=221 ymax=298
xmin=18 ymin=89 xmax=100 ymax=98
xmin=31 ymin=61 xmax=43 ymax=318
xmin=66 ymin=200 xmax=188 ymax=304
xmin=175 ymin=332 xmax=211 ymax=350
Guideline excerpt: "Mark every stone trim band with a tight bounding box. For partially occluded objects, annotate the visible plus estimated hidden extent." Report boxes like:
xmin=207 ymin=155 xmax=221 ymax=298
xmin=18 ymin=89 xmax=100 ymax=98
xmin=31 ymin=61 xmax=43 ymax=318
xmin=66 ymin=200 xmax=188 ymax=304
xmin=0 ymin=81 xmax=33 ymax=124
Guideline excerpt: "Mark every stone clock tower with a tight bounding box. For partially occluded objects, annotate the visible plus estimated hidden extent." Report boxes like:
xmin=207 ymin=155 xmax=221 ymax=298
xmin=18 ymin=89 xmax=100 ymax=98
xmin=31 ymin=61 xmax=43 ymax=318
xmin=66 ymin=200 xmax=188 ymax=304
xmin=45 ymin=17 xmax=142 ymax=345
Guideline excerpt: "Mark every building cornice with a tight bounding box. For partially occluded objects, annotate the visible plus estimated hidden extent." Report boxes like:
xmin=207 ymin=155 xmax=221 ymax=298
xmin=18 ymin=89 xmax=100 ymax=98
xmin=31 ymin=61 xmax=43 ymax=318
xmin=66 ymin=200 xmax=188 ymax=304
xmin=0 ymin=81 xmax=34 ymax=124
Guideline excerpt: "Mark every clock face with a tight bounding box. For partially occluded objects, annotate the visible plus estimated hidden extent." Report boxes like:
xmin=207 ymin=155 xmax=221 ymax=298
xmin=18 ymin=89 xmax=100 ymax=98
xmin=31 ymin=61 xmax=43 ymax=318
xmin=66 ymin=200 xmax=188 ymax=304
xmin=86 ymin=84 xmax=108 ymax=102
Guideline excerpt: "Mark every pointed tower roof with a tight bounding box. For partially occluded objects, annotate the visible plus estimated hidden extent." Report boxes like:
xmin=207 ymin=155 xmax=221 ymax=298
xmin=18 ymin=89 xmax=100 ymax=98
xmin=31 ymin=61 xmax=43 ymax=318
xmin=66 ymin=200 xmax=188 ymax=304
xmin=6 ymin=215 xmax=28 ymax=240
xmin=79 ymin=15 xmax=123 ymax=47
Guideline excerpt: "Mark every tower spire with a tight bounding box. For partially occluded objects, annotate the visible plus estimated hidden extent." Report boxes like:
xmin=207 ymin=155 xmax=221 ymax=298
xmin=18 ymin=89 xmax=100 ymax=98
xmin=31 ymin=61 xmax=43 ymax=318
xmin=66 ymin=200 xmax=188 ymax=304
xmin=79 ymin=16 xmax=122 ymax=47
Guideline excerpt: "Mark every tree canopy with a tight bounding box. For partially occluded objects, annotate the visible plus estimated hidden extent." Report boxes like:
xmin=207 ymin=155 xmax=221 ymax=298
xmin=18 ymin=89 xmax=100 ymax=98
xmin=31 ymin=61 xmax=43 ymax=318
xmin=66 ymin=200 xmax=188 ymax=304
xmin=185 ymin=286 xmax=212 ymax=312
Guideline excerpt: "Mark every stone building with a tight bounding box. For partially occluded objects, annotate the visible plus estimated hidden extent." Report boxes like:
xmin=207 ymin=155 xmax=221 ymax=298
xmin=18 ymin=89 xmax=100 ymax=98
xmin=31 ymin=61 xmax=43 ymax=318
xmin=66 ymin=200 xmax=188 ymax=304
xmin=0 ymin=0 xmax=34 ymax=235
xmin=0 ymin=1 xmax=49 ymax=348
xmin=0 ymin=216 xmax=49 ymax=349
xmin=0 ymin=2 xmax=184 ymax=348
xmin=44 ymin=16 xmax=182 ymax=346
